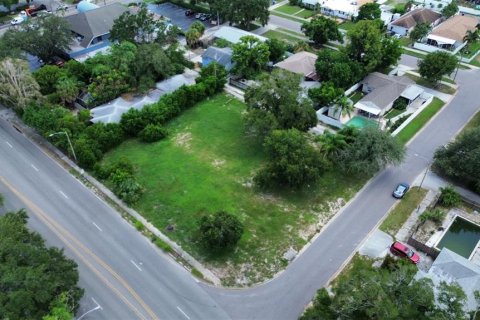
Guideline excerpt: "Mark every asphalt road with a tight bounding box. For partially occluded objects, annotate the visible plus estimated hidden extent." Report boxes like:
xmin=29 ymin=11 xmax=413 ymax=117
xmin=0 ymin=119 xmax=229 ymax=320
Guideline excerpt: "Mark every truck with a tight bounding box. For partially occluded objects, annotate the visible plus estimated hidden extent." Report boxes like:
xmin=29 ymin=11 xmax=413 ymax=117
xmin=10 ymin=4 xmax=49 ymax=25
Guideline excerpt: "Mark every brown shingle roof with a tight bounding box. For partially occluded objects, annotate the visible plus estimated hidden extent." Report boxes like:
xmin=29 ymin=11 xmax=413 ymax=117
xmin=430 ymin=15 xmax=479 ymax=42
xmin=391 ymin=8 xmax=441 ymax=29
xmin=274 ymin=51 xmax=317 ymax=79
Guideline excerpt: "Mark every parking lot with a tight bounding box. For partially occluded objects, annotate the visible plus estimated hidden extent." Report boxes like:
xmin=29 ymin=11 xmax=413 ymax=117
xmin=147 ymin=3 xmax=210 ymax=31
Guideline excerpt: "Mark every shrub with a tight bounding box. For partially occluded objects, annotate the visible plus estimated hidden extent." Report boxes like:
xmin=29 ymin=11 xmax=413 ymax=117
xmin=84 ymin=122 xmax=124 ymax=152
xmin=393 ymin=98 xmax=407 ymax=111
xmin=438 ymin=185 xmax=462 ymax=208
xmin=419 ymin=209 xmax=446 ymax=224
xmin=74 ymin=137 xmax=102 ymax=169
xmin=134 ymin=220 xmax=145 ymax=231
xmin=120 ymin=108 xmax=149 ymax=137
xmin=95 ymin=157 xmax=135 ymax=179
xmin=154 ymin=238 xmax=173 ymax=253
xmin=389 ymin=114 xmax=409 ymax=133
xmin=139 ymin=124 xmax=168 ymax=142
xmin=109 ymin=169 xmax=143 ymax=204
xmin=198 ymin=211 xmax=244 ymax=251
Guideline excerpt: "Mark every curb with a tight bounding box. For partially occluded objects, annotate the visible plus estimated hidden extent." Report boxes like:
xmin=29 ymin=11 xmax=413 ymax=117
xmin=1 ymin=109 xmax=221 ymax=286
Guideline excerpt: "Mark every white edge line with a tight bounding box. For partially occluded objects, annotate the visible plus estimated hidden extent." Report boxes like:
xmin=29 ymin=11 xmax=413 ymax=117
xmin=59 ymin=190 xmax=69 ymax=199
xmin=92 ymin=222 xmax=103 ymax=232
xmin=91 ymin=297 xmax=103 ymax=310
xmin=130 ymin=260 xmax=142 ymax=271
xmin=176 ymin=306 xmax=191 ymax=320
xmin=5 ymin=141 xmax=12 ymax=148
xmin=31 ymin=164 xmax=39 ymax=172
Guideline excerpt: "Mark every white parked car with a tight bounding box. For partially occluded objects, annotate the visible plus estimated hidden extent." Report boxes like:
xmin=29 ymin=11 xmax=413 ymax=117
xmin=10 ymin=16 xmax=25 ymax=25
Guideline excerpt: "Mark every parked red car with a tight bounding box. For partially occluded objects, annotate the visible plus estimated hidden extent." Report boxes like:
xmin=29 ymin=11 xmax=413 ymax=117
xmin=390 ymin=241 xmax=420 ymax=264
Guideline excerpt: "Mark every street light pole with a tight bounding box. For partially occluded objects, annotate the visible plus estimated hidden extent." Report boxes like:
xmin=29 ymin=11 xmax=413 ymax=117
xmin=49 ymin=131 xmax=77 ymax=163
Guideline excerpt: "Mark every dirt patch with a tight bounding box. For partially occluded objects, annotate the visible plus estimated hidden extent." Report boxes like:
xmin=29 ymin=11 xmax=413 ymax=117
xmin=212 ymin=159 xmax=226 ymax=168
xmin=174 ymin=132 xmax=192 ymax=150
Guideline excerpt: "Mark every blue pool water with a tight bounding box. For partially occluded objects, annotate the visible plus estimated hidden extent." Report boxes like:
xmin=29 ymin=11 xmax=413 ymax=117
xmin=345 ymin=116 xmax=378 ymax=128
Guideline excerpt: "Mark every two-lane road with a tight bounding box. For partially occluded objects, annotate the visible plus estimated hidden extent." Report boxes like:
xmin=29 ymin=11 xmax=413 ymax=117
xmin=0 ymin=119 xmax=229 ymax=320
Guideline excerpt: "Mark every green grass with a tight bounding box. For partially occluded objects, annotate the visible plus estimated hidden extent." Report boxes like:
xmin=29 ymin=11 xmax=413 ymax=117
xmin=295 ymin=9 xmax=315 ymax=19
xmin=270 ymin=11 xmax=308 ymax=23
xmin=399 ymin=37 xmax=411 ymax=47
xmin=102 ymin=94 xmax=366 ymax=285
xmin=385 ymin=108 xmax=405 ymax=120
xmin=395 ymin=97 xmax=445 ymax=144
xmin=339 ymin=21 xmax=357 ymax=31
xmin=380 ymin=187 xmax=428 ymax=236
xmin=405 ymin=73 xmax=456 ymax=95
xmin=275 ymin=4 xmax=304 ymax=15
xmin=263 ymin=30 xmax=304 ymax=44
xmin=402 ymin=48 xmax=427 ymax=59
xmin=348 ymin=91 xmax=363 ymax=104
xmin=461 ymin=40 xmax=480 ymax=58
xmin=277 ymin=27 xmax=305 ymax=37
xmin=461 ymin=109 xmax=480 ymax=133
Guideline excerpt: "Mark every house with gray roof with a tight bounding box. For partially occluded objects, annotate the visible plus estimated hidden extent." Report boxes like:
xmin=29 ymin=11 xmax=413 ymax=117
xmin=64 ymin=3 xmax=127 ymax=57
xmin=388 ymin=8 xmax=442 ymax=36
xmin=416 ymin=248 xmax=480 ymax=313
xmin=201 ymin=46 xmax=234 ymax=71
xmin=354 ymin=72 xmax=424 ymax=117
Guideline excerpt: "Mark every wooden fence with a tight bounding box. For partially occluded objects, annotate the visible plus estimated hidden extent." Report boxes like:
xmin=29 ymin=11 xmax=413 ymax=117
xmin=407 ymin=236 xmax=440 ymax=259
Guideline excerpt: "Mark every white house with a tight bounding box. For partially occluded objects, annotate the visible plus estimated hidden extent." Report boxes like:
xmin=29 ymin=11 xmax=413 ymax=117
xmin=388 ymin=8 xmax=442 ymax=36
xmin=301 ymin=0 xmax=373 ymax=20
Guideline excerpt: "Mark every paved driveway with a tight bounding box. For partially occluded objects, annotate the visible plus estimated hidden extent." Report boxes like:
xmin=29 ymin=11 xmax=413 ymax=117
xmin=147 ymin=3 xmax=209 ymax=31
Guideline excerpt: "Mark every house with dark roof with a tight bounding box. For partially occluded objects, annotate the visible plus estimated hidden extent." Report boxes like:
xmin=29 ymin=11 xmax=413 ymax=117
xmin=64 ymin=3 xmax=127 ymax=58
xmin=354 ymin=72 xmax=423 ymax=117
xmin=416 ymin=248 xmax=480 ymax=313
xmin=388 ymin=8 xmax=442 ymax=36
xmin=201 ymin=46 xmax=234 ymax=71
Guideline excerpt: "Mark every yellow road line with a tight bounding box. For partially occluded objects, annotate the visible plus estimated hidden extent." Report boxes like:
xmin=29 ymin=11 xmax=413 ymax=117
xmin=0 ymin=176 xmax=159 ymax=320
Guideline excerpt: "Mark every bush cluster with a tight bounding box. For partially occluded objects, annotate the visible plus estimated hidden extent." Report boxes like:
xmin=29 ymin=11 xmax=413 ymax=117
xmin=419 ymin=209 xmax=446 ymax=224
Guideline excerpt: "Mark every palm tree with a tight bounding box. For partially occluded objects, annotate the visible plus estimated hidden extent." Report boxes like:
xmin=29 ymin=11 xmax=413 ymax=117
xmin=334 ymin=95 xmax=354 ymax=119
xmin=316 ymin=131 xmax=347 ymax=160
xmin=463 ymin=30 xmax=479 ymax=43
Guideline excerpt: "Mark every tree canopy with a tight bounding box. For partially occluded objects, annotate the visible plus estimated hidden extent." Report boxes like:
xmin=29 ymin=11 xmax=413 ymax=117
xmin=0 ymin=58 xmax=42 ymax=110
xmin=244 ymin=69 xmax=317 ymax=139
xmin=4 ymin=14 xmax=73 ymax=62
xmin=315 ymin=50 xmax=363 ymax=89
xmin=0 ymin=209 xmax=84 ymax=319
xmin=226 ymin=0 xmax=270 ymax=29
xmin=265 ymin=38 xmax=287 ymax=63
xmin=433 ymin=127 xmax=480 ymax=193
xmin=301 ymin=256 xmax=467 ymax=320
xmin=255 ymin=129 xmax=325 ymax=189
xmin=409 ymin=23 xmax=430 ymax=42
xmin=301 ymin=16 xmax=343 ymax=46
xmin=336 ymin=126 xmax=405 ymax=175
xmin=198 ymin=211 xmax=244 ymax=251
xmin=418 ymin=51 xmax=458 ymax=84
xmin=442 ymin=0 xmax=458 ymax=18
xmin=356 ymin=3 xmax=381 ymax=21
xmin=232 ymin=36 xmax=270 ymax=78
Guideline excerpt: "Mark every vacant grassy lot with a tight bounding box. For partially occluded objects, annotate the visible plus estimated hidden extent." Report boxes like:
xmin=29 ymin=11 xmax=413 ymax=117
xmin=405 ymin=73 xmax=456 ymax=95
xmin=103 ymin=94 xmax=366 ymax=285
xmin=395 ymin=97 xmax=445 ymax=144
xmin=274 ymin=4 xmax=315 ymax=18
xmin=263 ymin=30 xmax=304 ymax=44
xmin=380 ymin=187 xmax=427 ymax=236
xmin=270 ymin=10 xmax=308 ymax=23
xmin=339 ymin=21 xmax=356 ymax=31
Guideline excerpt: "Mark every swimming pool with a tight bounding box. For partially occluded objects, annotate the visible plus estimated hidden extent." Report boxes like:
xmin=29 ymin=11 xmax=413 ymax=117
xmin=437 ymin=216 xmax=480 ymax=259
xmin=345 ymin=116 xmax=378 ymax=129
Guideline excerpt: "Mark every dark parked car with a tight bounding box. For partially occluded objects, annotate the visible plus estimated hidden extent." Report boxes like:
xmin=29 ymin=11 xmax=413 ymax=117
xmin=390 ymin=241 xmax=420 ymax=264
xmin=392 ymin=183 xmax=410 ymax=199
xmin=185 ymin=9 xmax=194 ymax=16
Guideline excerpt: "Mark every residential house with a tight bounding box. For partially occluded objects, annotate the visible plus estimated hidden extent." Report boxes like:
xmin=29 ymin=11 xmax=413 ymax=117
xmin=274 ymin=51 xmax=318 ymax=81
xmin=416 ymin=248 xmax=480 ymax=313
xmin=201 ymin=46 xmax=234 ymax=71
xmin=354 ymin=72 xmax=423 ymax=118
xmin=64 ymin=3 xmax=128 ymax=59
xmin=302 ymin=0 xmax=373 ymax=20
xmin=424 ymin=15 xmax=478 ymax=51
xmin=388 ymin=8 xmax=442 ymax=36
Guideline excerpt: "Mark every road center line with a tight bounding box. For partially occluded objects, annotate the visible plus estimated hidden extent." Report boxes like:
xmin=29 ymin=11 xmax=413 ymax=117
xmin=130 ymin=260 xmax=142 ymax=271
xmin=92 ymin=222 xmax=103 ymax=232
xmin=5 ymin=141 xmax=13 ymax=148
xmin=177 ymin=306 xmax=191 ymax=320
xmin=58 ymin=190 xmax=69 ymax=199
xmin=31 ymin=164 xmax=39 ymax=172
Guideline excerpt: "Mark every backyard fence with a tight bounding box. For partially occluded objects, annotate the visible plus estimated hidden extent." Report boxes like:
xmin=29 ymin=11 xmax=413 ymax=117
xmin=407 ymin=236 xmax=441 ymax=259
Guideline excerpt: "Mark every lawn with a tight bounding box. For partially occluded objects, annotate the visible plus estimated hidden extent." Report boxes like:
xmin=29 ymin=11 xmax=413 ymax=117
xmin=263 ymin=30 xmax=304 ymax=44
xmin=395 ymin=97 xmax=445 ymax=144
xmin=339 ymin=21 xmax=356 ymax=31
xmin=461 ymin=109 xmax=480 ymax=133
xmin=348 ymin=91 xmax=364 ymax=104
xmin=405 ymin=73 xmax=456 ymax=95
xmin=402 ymin=48 xmax=427 ymax=59
xmin=274 ymin=4 xmax=315 ymax=18
xmin=277 ymin=27 xmax=305 ymax=37
xmin=270 ymin=10 xmax=308 ymax=23
xmin=102 ymin=94 xmax=366 ymax=286
xmin=380 ymin=187 xmax=428 ymax=236
xmin=385 ymin=108 xmax=404 ymax=120
xmin=461 ymin=40 xmax=480 ymax=58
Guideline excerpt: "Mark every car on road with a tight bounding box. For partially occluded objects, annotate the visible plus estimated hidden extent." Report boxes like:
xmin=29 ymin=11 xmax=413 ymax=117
xmin=392 ymin=183 xmax=409 ymax=199
xmin=390 ymin=241 xmax=420 ymax=264
xmin=10 ymin=16 xmax=25 ymax=25
xmin=185 ymin=9 xmax=194 ymax=16
xmin=195 ymin=12 xmax=202 ymax=19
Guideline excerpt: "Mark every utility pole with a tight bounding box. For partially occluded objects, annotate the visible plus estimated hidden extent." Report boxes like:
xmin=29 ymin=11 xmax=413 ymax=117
xmin=49 ymin=131 xmax=77 ymax=163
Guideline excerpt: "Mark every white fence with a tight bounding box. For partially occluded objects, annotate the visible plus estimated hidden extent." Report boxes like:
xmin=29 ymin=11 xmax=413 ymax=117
xmin=391 ymin=94 xmax=434 ymax=136
xmin=413 ymin=41 xmax=466 ymax=55
xmin=345 ymin=83 xmax=361 ymax=96
xmin=316 ymin=107 xmax=344 ymax=129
